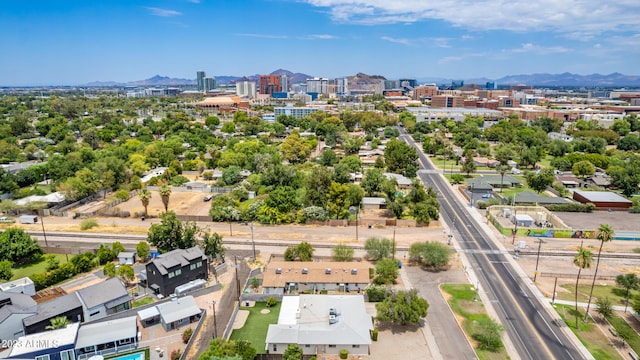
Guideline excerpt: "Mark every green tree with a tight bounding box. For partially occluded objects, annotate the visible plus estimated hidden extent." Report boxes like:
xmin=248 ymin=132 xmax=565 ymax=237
xmin=525 ymin=169 xmax=554 ymax=194
xmin=103 ymin=262 xmax=116 ymax=277
xmin=361 ymin=168 xmax=385 ymax=196
xmin=139 ymin=189 xmax=152 ymax=218
xmin=147 ymin=211 xmax=198 ymax=253
xmin=281 ymin=132 xmax=312 ymax=164
xmin=364 ymin=237 xmax=393 ymax=260
xmin=472 ymin=318 xmax=504 ymax=351
xmin=117 ymin=264 xmax=135 ymax=284
xmin=112 ymin=241 xmax=126 ymax=257
xmin=45 ymin=316 xmax=70 ymax=330
xmin=221 ymin=121 xmax=236 ymax=133
xmin=284 ymin=241 xmax=314 ymax=261
xmin=572 ymin=160 xmax=596 ymax=179
xmin=136 ymin=241 xmax=151 ymax=260
xmin=384 ymin=138 xmax=418 ymax=175
xmin=97 ymin=243 xmax=115 ymax=265
xmin=282 ymin=344 xmax=303 ymax=360
xmin=305 ymin=166 xmax=333 ymax=207
xmin=374 ymin=258 xmax=399 ymax=285
xmin=222 ymin=165 xmax=243 ymax=186
xmin=584 ymin=224 xmax=615 ymax=321
xmin=71 ymin=252 xmax=96 ymax=273
xmin=496 ymin=164 xmax=511 ymax=193
xmin=0 ymin=260 xmax=13 ymax=281
xmin=409 ymin=241 xmax=452 ymax=269
xmin=615 ymin=273 xmax=639 ymax=312
xmin=376 ymin=289 xmax=428 ymax=326
xmin=596 ymin=297 xmax=613 ymax=318
xmin=573 ymin=246 xmax=593 ymax=329
xmin=319 ymin=149 xmax=337 ymax=166
xmin=159 ymin=184 xmax=172 ymax=212
xmin=198 ymin=338 xmax=256 ymax=360
xmin=210 ymin=205 xmax=240 ymax=236
xmin=327 ymin=181 xmax=351 ymax=219
xmin=0 ymin=227 xmax=43 ymax=264
xmin=202 ymin=230 xmax=225 ymax=261
xmin=461 ymin=150 xmax=476 ymax=176
xmin=332 ymin=243 xmax=354 ymax=262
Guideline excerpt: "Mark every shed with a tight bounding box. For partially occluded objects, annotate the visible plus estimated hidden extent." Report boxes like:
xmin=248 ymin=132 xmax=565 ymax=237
xmin=137 ymin=306 xmax=160 ymax=327
xmin=361 ymin=197 xmax=386 ymax=210
xmin=118 ymin=251 xmax=136 ymax=265
xmin=512 ymin=214 xmax=534 ymax=227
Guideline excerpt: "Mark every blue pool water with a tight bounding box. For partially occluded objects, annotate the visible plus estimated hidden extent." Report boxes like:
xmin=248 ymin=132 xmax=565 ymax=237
xmin=111 ymin=352 xmax=145 ymax=360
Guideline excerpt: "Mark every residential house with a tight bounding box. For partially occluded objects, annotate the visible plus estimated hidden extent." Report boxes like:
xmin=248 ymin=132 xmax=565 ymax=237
xmin=0 ymin=323 xmax=79 ymax=360
xmin=76 ymin=278 xmax=131 ymax=323
xmin=154 ymin=295 xmax=202 ymax=331
xmin=74 ymin=317 xmax=138 ymax=360
xmin=265 ymin=295 xmax=373 ymax=356
xmin=145 ymin=246 xmax=208 ymax=297
xmin=468 ymin=175 xmax=521 ymax=189
xmin=262 ymin=261 xmax=371 ymax=295
xmin=468 ymin=157 xmax=500 ymax=168
xmin=361 ymin=197 xmax=386 ymax=210
xmin=23 ymin=293 xmax=84 ymax=335
xmin=383 ymin=173 xmax=412 ymax=189
xmin=0 ymin=291 xmax=37 ymax=341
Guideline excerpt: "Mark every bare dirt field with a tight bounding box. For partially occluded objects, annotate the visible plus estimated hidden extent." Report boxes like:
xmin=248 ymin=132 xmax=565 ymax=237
xmin=554 ymin=211 xmax=640 ymax=232
xmin=113 ymin=190 xmax=212 ymax=218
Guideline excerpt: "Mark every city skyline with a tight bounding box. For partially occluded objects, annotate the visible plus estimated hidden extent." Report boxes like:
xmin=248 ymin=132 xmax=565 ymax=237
xmin=2 ymin=0 xmax=640 ymax=86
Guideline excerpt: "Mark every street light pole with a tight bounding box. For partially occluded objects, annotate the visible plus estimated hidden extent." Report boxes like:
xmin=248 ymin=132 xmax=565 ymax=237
xmin=250 ymin=222 xmax=256 ymax=261
xmin=534 ymin=239 xmax=545 ymax=282
xmin=392 ymin=226 xmax=396 ymax=260
xmin=206 ymin=301 xmax=218 ymax=338
xmin=39 ymin=214 xmax=49 ymax=248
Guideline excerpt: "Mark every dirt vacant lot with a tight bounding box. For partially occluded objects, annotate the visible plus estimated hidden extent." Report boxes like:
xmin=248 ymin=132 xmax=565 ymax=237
xmin=113 ymin=190 xmax=212 ymax=217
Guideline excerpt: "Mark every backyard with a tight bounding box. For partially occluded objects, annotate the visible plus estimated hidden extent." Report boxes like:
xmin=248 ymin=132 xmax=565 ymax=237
xmin=229 ymin=301 xmax=281 ymax=354
xmin=10 ymin=253 xmax=73 ymax=280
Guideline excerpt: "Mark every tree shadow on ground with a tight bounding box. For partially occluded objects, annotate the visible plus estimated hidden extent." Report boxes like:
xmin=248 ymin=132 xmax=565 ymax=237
xmin=376 ymin=321 xmax=423 ymax=334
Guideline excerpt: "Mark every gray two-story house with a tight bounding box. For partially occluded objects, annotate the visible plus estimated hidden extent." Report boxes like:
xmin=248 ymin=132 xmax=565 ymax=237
xmin=145 ymin=246 xmax=208 ymax=297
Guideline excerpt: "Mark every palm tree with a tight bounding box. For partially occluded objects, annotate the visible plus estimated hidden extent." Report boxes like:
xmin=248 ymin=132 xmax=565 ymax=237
xmin=159 ymin=184 xmax=172 ymax=212
xmin=139 ymin=189 xmax=152 ymax=218
xmin=45 ymin=316 xmax=70 ymax=330
xmin=497 ymin=164 xmax=511 ymax=193
xmin=573 ymin=245 xmax=593 ymax=330
xmin=584 ymin=224 xmax=614 ymax=322
xmin=616 ymin=273 xmax=639 ymax=312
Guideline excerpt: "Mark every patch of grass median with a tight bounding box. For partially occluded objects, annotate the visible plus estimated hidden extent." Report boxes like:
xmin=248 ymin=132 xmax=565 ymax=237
xmin=553 ymin=304 xmax=622 ymax=360
xmin=558 ymin=284 xmax=637 ymax=307
xmin=441 ymin=284 xmax=509 ymax=360
xmin=607 ymin=315 xmax=640 ymax=355
xmin=229 ymin=302 xmax=281 ymax=354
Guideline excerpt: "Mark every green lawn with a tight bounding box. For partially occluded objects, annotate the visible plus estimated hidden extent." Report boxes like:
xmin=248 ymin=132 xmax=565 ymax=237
xmin=11 ymin=253 xmax=73 ymax=280
xmin=132 ymin=296 xmax=155 ymax=308
xmin=440 ymin=284 xmax=509 ymax=360
xmin=553 ymin=304 xmax=622 ymax=360
xmin=608 ymin=315 xmax=640 ymax=355
xmin=557 ymin=284 xmax=639 ymax=307
xmin=230 ymin=301 xmax=281 ymax=354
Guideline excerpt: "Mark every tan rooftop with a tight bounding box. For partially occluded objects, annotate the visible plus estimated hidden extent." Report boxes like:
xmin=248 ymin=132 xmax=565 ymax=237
xmin=262 ymin=261 xmax=371 ymax=288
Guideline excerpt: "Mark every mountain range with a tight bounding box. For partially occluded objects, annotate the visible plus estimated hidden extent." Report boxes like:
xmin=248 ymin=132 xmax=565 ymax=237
xmin=80 ymin=71 xmax=640 ymax=87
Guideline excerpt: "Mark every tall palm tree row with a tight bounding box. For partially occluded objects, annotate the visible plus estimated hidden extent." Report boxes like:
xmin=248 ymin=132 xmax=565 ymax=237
xmin=573 ymin=244 xmax=593 ymax=330
xmin=583 ymin=224 xmax=614 ymax=322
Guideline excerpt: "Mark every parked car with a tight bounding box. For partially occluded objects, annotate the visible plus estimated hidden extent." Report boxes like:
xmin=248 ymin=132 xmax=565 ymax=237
xmin=203 ymin=194 xmax=214 ymax=202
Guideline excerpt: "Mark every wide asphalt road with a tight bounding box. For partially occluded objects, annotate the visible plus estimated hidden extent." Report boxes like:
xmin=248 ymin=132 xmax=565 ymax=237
xmin=399 ymin=129 xmax=586 ymax=360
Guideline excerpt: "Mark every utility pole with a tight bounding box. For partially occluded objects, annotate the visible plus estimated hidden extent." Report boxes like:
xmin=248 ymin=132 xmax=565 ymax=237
xmin=534 ymin=239 xmax=545 ymax=282
xmin=250 ymin=222 xmax=256 ymax=261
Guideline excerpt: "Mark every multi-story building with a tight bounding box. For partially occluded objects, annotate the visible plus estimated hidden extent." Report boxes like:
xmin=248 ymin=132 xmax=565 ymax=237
xmin=196 ymin=70 xmax=206 ymax=92
xmin=259 ymin=74 xmax=282 ymax=95
xmin=145 ymin=246 xmax=208 ymax=297
xmin=274 ymin=106 xmax=324 ymax=118
xmin=431 ymin=95 xmax=464 ymax=108
xmin=413 ymin=85 xmax=438 ymax=100
xmin=334 ymin=77 xmax=349 ymax=96
xmin=236 ymin=81 xmax=257 ymax=98
xmin=204 ymin=77 xmax=216 ymax=91
xmin=280 ymin=75 xmax=289 ymax=92
xmin=307 ymin=77 xmax=329 ymax=94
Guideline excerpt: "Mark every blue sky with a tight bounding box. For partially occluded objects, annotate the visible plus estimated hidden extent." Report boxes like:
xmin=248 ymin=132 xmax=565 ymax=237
xmin=2 ymin=0 xmax=640 ymax=86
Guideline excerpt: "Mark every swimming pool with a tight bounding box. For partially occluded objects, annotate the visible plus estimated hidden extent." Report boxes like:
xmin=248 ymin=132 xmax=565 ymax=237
xmin=110 ymin=352 xmax=145 ymax=360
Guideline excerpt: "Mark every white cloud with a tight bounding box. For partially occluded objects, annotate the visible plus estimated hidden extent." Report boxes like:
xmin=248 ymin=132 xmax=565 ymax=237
xmin=508 ymin=43 xmax=570 ymax=54
xmin=146 ymin=7 xmax=182 ymax=17
xmin=302 ymin=34 xmax=338 ymax=40
xmin=381 ymin=36 xmax=411 ymax=46
xmin=235 ymin=33 xmax=289 ymax=39
xmin=302 ymin=0 xmax=640 ymax=35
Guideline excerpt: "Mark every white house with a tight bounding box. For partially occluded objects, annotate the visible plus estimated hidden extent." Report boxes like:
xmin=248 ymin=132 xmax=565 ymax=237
xmin=265 ymin=295 xmax=373 ymax=356
xmin=0 ymin=291 xmax=38 ymax=340
xmin=0 ymin=277 xmax=36 ymax=296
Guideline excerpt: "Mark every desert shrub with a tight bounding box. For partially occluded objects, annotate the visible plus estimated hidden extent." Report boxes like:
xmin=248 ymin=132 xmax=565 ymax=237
xmin=266 ymin=296 xmax=277 ymax=308
xmin=80 ymin=218 xmax=99 ymax=230
xmin=115 ymin=189 xmax=130 ymax=200
xmin=340 ymin=349 xmax=348 ymax=359
xmin=544 ymin=203 xmax=595 ymax=212
xmin=371 ymin=328 xmax=379 ymax=341
xmin=170 ymin=349 xmax=181 ymax=360
xmin=182 ymin=328 xmax=193 ymax=344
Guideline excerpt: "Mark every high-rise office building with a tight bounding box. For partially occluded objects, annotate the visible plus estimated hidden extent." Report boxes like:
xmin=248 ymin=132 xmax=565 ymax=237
xmin=197 ymin=70 xmax=206 ymax=92
xmin=306 ymin=78 xmax=329 ymax=94
xmin=204 ymin=77 xmax=216 ymax=91
xmin=280 ymin=75 xmax=289 ymax=92
xmin=334 ymin=78 xmax=349 ymax=96
xmin=259 ymin=75 xmax=282 ymax=95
